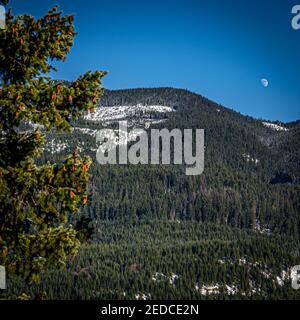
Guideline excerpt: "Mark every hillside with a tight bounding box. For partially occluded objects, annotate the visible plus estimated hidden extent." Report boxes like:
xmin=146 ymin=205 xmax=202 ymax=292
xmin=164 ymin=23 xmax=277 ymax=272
xmin=5 ymin=87 xmax=299 ymax=300
xmin=40 ymin=87 xmax=300 ymax=236
xmin=6 ymin=221 xmax=300 ymax=300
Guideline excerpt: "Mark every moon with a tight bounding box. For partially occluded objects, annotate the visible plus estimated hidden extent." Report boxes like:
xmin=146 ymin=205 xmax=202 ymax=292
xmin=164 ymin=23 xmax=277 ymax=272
xmin=261 ymin=78 xmax=269 ymax=88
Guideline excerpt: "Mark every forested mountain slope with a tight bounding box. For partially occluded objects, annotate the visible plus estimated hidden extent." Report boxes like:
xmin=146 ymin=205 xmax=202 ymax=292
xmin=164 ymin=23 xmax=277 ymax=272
xmin=6 ymin=221 xmax=300 ymax=300
xmin=40 ymin=87 xmax=300 ymax=237
xmin=7 ymin=87 xmax=300 ymax=300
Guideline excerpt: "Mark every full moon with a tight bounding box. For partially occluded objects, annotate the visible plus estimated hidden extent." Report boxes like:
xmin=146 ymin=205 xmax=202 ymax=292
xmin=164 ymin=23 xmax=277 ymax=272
xmin=261 ymin=78 xmax=269 ymax=88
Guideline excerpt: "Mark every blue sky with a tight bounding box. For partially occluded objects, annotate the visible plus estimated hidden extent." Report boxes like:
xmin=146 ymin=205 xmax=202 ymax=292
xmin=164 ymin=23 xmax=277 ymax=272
xmin=8 ymin=0 xmax=300 ymax=122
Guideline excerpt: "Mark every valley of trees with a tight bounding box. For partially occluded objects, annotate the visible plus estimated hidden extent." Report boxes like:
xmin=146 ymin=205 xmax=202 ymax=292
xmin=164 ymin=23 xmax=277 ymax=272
xmin=4 ymin=221 xmax=300 ymax=300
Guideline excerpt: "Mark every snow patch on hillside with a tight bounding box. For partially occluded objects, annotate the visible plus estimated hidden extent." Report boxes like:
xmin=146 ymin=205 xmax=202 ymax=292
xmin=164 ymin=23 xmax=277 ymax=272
xmin=73 ymin=127 xmax=98 ymax=137
xmin=45 ymin=139 xmax=67 ymax=154
xmin=135 ymin=292 xmax=151 ymax=300
xmin=225 ymin=284 xmax=239 ymax=295
xmin=84 ymin=104 xmax=174 ymax=123
xmin=242 ymin=153 xmax=259 ymax=165
xmin=170 ymin=273 xmax=179 ymax=285
xmin=196 ymin=283 xmax=238 ymax=296
xmin=254 ymin=219 xmax=271 ymax=235
xmin=199 ymin=284 xmax=220 ymax=295
xmin=276 ymin=269 xmax=294 ymax=286
xmin=262 ymin=122 xmax=288 ymax=132
xmin=151 ymin=272 xmax=179 ymax=286
xmin=216 ymin=256 xmax=294 ymax=290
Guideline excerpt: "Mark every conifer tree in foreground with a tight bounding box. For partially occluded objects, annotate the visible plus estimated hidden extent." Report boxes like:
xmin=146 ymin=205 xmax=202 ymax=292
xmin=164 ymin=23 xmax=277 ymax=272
xmin=0 ymin=1 xmax=106 ymax=282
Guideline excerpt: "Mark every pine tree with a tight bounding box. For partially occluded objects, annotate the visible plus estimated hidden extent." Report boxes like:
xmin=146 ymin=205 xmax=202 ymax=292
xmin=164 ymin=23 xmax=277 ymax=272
xmin=0 ymin=1 xmax=106 ymax=282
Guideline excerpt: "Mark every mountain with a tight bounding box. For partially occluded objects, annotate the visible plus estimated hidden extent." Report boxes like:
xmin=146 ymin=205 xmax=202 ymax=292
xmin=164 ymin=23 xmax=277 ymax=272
xmin=8 ymin=87 xmax=299 ymax=300
xmin=40 ymin=87 xmax=300 ymax=236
